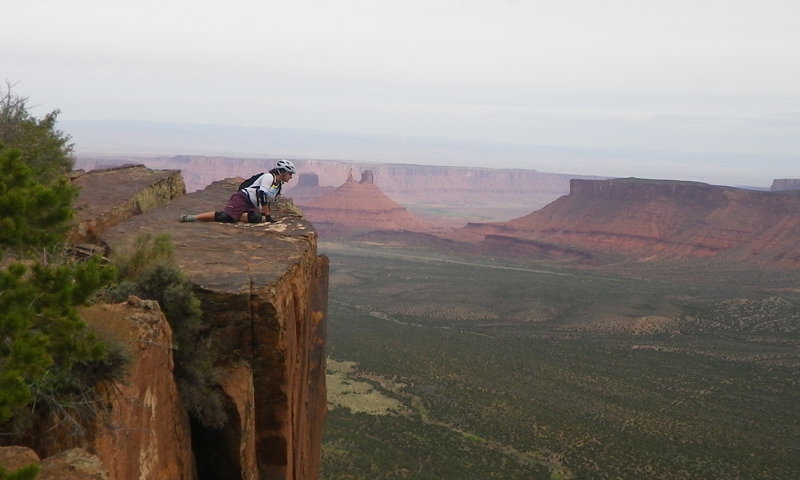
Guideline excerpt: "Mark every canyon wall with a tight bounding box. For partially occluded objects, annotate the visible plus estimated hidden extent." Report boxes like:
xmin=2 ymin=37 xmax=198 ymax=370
xmin=70 ymin=164 xmax=186 ymax=243
xmin=771 ymin=178 xmax=800 ymax=191
xmin=301 ymin=170 xmax=436 ymax=236
xmin=74 ymin=155 xmax=601 ymax=223
xmin=0 ymin=297 xmax=194 ymax=480
xmin=4 ymin=167 xmax=327 ymax=480
xmin=99 ymin=177 xmax=328 ymax=480
xmin=461 ymin=178 xmax=800 ymax=269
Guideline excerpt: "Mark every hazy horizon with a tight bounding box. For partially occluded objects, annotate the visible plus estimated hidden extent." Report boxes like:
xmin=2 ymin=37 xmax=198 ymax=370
xmin=64 ymin=118 xmax=794 ymax=189
xmin=5 ymin=0 xmax=799 ymax=186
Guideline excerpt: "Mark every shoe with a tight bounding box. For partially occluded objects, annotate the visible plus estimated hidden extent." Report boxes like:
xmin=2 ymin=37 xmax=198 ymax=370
xmin=180 ymin=215 xmax=195 ymax=222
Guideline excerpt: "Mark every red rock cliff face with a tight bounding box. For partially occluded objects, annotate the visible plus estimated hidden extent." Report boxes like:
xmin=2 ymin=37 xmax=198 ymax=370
xmin=82 ymin=298 xmax=196 ymax=480
xmin=462 ymin=178 xmax=800 ymax=268
xmin=69 ymin=164 xmax=186 ymax=243
xmin=771 ymin=178 xmax=800 ymax=191
xmin=5 ymin=167 xmax=326 ymax=479
xmin=100 ymin=178 xmax=328 ymax=480
xmin=75 ymin=155 xmax=599 ymax=222
xmin=302 ymin=170 xmax=436 ymax=236
xmin=10 ymin=297 xmax=196 ymax=480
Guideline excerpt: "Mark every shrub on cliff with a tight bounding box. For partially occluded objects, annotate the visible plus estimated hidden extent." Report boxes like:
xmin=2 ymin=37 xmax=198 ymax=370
xmin=108 ymin=233 xmax=228 ymax=428
xmin=0 ymin=464 xmax=39 ymax=480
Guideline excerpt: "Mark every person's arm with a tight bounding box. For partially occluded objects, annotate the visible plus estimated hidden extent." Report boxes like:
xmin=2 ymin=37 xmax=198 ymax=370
xmin=255 ymin=173 xmax=280 ymax=221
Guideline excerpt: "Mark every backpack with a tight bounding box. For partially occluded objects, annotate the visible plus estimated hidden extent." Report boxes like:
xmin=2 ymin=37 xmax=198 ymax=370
xmin=238 ymin=172 xmax=264 ymax=190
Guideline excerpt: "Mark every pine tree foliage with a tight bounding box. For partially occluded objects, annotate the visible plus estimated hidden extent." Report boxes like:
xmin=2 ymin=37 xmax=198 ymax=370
xmin=0 ymin=256 xmax=115 ymax=423
xmin=0 ymin=85 xmax=118 ymax=431
xmin=0 ymin=146 xmax=77 ymax=251
xmin=0 ymin=81 xmax=74 ymax=181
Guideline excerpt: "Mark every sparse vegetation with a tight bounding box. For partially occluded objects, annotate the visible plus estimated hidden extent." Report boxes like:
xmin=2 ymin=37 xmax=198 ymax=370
xmin=321 ymin=242 xmax=800 ymax=480
xmin=106 ymin=233 xmax=227 ymax=428
xmin=0 ymin=464 xmax=39 ymax=480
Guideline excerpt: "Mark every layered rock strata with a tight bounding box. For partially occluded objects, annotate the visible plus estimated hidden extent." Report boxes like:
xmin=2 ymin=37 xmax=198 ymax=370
xmin=100 ymin=178 xmax=328 ymax=480
xmin=771 ymin=178 xmax=800 ymax=191
xmin=301 ymin=170 xmax=435 ymax=236
xmin=70 ymin=164 xmax=186 ymax=243
xmin=75 ymin=155 xmax=595 ymax=222
xmin=461 ymin=178 xmax=800 ymax=268
xmin=4 ymin=167 xmax=327 ymax=480
xmin=0 ymin=297 xmax=193 ymax=480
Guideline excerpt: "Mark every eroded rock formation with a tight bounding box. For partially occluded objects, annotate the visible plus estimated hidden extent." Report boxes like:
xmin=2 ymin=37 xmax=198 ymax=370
xmin=100 ymin=177 xmax=328 ymax=480
xmin=4 ymin=167 xmax=327 ymax=480
xmin=300 ymin=170 xmax=436 ymax=237
xmin=70 ymin=164 xmax=186 ymax=243
xmin=80 ymin=297 xmax=195 ymax=480
xmin=0 ymin=293 xmax=192 ymax=480
xmin=285 ymin=172 xmax=335 ymax=206
xmin=0 ymin=446 xmax=112 ymax=480
xmin=461 ymin=178 xmax=800 ymax=269
xmin=771 ymin=178 xmax=800 ymax=191
xmin=74 ymin=155 xmax=598 ymax=223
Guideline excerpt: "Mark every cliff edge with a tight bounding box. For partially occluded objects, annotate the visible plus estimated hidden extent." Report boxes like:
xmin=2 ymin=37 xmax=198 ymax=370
xmin=3 ymin=167 xmax=328 ymax=480
xmin=100 ymin=177 xmax=328 ymax=480
xmin=461 ymin=178 xmax=800 ymax=269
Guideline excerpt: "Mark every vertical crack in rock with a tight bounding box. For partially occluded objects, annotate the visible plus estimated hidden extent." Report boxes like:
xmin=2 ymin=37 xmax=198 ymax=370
xmin=93 ymin=175 xmax=329 ymax=480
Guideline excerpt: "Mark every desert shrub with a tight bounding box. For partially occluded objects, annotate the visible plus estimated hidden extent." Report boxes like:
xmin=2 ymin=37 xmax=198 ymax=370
xmin=0 ymin=464 xmax=39 ymax=480
xmin=110 ymin=232 xmax=173 ymax=281
xmin=108 ymin=234 xmax=227 ymax=428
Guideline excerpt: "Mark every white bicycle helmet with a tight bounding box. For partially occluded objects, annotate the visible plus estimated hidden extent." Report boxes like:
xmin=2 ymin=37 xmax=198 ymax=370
xmin=276 ymin=159 xmax=297 ymax=174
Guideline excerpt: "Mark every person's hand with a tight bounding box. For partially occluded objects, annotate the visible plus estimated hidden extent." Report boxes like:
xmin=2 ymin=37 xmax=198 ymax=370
xmin=262 ymin=214 xmax=277 ymax=223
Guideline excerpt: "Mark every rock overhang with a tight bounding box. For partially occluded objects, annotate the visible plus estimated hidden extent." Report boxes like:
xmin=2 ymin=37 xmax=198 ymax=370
xmin=101 ymin=177 xmax=319 ymax=292
xmin=97 ymin=175 xmax=328 ymax=480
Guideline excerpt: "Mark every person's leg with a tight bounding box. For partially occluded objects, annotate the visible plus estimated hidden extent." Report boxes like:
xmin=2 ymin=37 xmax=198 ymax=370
xmin=180 ymin=211 xmax=216 ymax=222
xmin=222 ymin=192 xmax=254 ymax=223
xmin=182 ymin=193 xmax=253 ymax=223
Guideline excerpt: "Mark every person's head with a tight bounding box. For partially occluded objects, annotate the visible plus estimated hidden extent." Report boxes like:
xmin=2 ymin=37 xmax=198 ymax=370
xmin=275 ymin=159 xmax=296 ymax=182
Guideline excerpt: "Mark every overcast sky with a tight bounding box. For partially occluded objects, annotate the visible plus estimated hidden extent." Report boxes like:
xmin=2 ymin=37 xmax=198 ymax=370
xmin=3 ymin=0 xmax=799 ymax=186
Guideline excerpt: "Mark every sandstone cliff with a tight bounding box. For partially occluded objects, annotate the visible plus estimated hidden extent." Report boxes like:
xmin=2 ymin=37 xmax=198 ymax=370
xmin=70 ymin=164 xmax=186 ymax=243
xmin=100 ymin=177 xmax=328 ymax=480
xmin=20 ymin=297 xmax=196 ymax=480
xmin=460 ymin=178 xmax=800 ymax=269
xmin=74 ymin=155 xmax=600 ymax=223
xmin=771 ymin=178 xmax=800 ymax=191
xmin=3 ymin=167 xmax=327 ymax=480
xmin=286 ymin=173 xmax=335 ymax=205
xmin=301 ymin=170 xmax=437 ymax=237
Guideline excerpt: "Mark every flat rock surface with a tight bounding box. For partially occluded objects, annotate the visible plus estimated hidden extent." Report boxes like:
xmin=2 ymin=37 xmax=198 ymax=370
xmin=72 ymin=164 xmax=181 ymax=223
xmin=100 ymin=177 xmax=318 ymax=293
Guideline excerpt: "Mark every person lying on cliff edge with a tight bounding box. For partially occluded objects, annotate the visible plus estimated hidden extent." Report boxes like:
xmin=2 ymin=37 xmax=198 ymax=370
xmin=179 ymin=159 xmax=297 ymax=224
